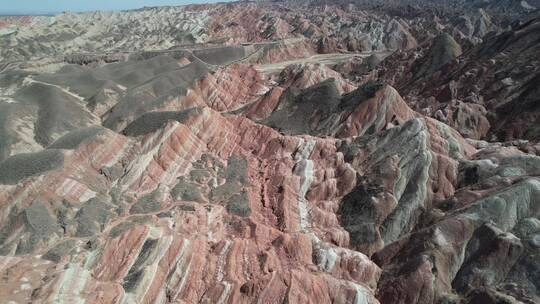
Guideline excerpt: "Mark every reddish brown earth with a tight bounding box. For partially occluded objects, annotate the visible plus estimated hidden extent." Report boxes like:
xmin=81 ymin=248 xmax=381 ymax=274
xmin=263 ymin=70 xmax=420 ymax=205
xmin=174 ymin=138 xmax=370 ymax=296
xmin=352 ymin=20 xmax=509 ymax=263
xmin=0 ymin=1 xmax=539 ymax=304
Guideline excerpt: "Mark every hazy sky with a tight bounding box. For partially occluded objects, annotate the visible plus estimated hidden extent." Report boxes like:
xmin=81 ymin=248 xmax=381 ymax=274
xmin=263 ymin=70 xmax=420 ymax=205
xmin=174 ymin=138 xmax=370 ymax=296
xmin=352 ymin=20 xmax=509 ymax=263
xmin=0 ymin=0 xmax=233 ymax=15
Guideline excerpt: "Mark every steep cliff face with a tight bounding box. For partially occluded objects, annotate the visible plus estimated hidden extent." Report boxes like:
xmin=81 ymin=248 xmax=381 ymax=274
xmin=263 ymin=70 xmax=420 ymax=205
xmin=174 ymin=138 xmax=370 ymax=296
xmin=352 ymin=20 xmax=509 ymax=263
xmin=0 ymin=1 xmax=539 ymax=304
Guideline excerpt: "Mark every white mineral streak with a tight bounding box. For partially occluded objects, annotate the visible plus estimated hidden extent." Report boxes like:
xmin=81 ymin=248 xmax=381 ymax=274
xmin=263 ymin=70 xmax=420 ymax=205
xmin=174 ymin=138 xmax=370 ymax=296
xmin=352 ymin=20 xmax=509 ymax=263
xmin=122 ymin=109 xmax=218 ymax=191
xmin=51 ymin=264 xmax=91 ymax=304
xmin=314 ymin=239 xmax=378 ymax=283
xmin=167 ymin=239 xmax=192 ymax=300
xmin=158 ymin=127 xmax=203 ymax=186
xmin=121 ymin=122 xmax=204 ymax=191
xmin=315 ymin=243 xmax=339 ymax=272
xmin=216 ymin=240 xmax=232 ymax=304
xmin=24 ymin=78 xmax=86 ymax=103
xmin=293 ymin=138 xmax=316 ymax=231
xmin=187 ymin=107 xmax=238 ymax=156
xmin=83 ymin=249 xmax=100 ymax=269
xmin=98 ymin=134 xmax=132 ymax=168
xmin=291 ymin=138 xmax=379 ymax=297
xmin=217 ymin=282 xmax=232 ymax=304
xmin=352 ymin=282 xmax=370 ymax=304
xmin=216 ymin=240 xmax=231 ymax=281
xmin=207 ymin=207 xmax=216 ymax=242
xmin=293 ymin=139 xmax=338 ymax=272
xmin=55 ymin=178 xmax=97 ymax=202
xmin=121 ymin=122 xmax=179 ymax=190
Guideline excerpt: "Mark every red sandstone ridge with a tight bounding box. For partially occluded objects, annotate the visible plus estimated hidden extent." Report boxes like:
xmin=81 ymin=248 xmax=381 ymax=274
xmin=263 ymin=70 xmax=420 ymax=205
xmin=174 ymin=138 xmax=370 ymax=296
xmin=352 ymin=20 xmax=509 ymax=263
xmin=191 ymin=64 xmax=271 ymax=112
xmin=278 ymin=63 xmax=357 ymax=94
xmin=0 ymin=1 xmax=539 ymax=304
xmin=0 ymin=105 xmax=384 ymax=303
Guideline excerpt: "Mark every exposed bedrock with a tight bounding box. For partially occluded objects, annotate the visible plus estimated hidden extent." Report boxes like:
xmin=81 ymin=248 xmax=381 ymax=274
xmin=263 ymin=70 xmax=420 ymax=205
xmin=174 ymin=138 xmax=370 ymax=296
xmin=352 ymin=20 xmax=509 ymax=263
xmin=338 ymin=116 xmax=473 ymax=256
xmin=260 ymin=81 xmax=418 ymax=138
xmin=0 ymin=2 xmax=539 ymax=303
xmin=0 ymin=104 xmax=385 ymax=303
xmin=375 ymin=17 xmax=540 ymax=142
xmin=278 ymin=63 xmax=357 ymax=95
xmin=372 ymin=144 xmax=540 ymax=304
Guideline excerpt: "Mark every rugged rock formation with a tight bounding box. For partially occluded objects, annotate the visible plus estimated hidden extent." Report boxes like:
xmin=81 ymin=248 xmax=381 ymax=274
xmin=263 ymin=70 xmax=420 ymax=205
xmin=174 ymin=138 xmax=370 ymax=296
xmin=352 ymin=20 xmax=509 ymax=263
xmin=374 ymin=143 xmax=540 ymax=304
xmin=374 ymin=16 xmax=540 ymax=142
xmin=412 ymin=33 xmax=462 ymax=79
xmin=278 ymin=63 xmax=357 ymax=94
xmin=0 ymin=1 xmax=538 ymax=304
